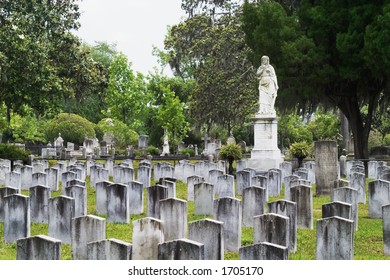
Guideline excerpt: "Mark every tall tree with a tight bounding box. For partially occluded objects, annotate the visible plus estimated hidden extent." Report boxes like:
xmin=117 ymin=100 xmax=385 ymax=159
xmin=106 ymin=53 xmax=148 ymax=130
xmin=0 ymin=0 xmax=86 ymax=121
xmin=163 ymin=0 xmax=257 ymax=133
xmin=242 ymin=0 xmax=390 ymax=159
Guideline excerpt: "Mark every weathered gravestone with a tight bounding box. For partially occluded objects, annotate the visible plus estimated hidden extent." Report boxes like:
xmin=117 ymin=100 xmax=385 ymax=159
xmin=71 ymin=215 xmax=106 ymax=260
xmin=147 ymin=185 xmax=168 ymax=219
xmin=187 ymin=175 xmax=204 ymax=201
xmin=87 ymin=238 xmax=132 ymax=260
xmin=17 ymin=235 xmax=61 ymax=260
xmin=268 ymin=200 xmax=297 ymax=253
xmin=316 ymin=216 xmax=354 ymax=260
xmin=158 ymin=239 xmax=204 ymax=260
xmin=239 ymin=242 xmax=288 ymax=260
xmin=137 ymin=165 xmax=151 ymax=189
xmin=30 ymin=185 xmax=50 ymax=223
xmin=383 ymin=204 xmax=390 ymax=256
xmin=48 ymin=195 xmax=75 ymax=244
xmin=214 ymin=197 xmax=242 ymax=252
xmin=95 ymin=181 xmax=112 ymax=215
xmin=20 ymin=165 xmax=33 ymax=190
xmin=283 ymin=175 xmax=299 ymax=201
xmin=45 ymin=167 xmax=59 ymax=192
xmin=113 ymin=166 xmax=134 ymax=184
xmin=32 ymin=172 xmax=47 ymax=187
xmin=194 ymin=182 xmax=214 ymax=216
xmin=236 ymin=170 xmax=251 ymax=196
xmin=128 ymin=181 xmax=144 ymax=215
xmin=315 ymin=140 xmax=338 ymax=196
xmin=106 ymin=183 xmax=130 ymax=223
xmin=159 ymin=198 xmax=187 ymax=241
xmin=242 ymin=186 xmax=266 ymax=227
xmin=333 ymin=186 xmax=358 ymax=231
xmin=90 ymin=166 xmax=109 ymax=188
xmin=5 ymin=171 xmax=21 ymax=189
xmin=188 ymin=219 xmax=224 ymax=260
xmin=132 ymin=217 xmax=164 ymax=260
xmin=349 ymin=171 xmax=366 ymax=204
xmin=216 ymin=174 xmax=235 ymax=198
xmin=290 ymin=185 xmax=313 ymax=229
xmin=65 ymin=185 xmax=87 ymax=218
xmin=0 ymin=186 xmax=20 ymax=221
xmin=4 ymin=194 xmax=30 ymax=243
xmin=368 ymin=180 xmax=390 ymax=218
xmin=322 ymin=201 xmax=352 ymax=220
xmin=253 ymin=213 xmax=289 ymax=249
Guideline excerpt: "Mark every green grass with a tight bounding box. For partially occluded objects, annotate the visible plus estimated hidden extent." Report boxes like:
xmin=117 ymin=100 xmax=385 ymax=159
xmin=1 ymin=161 xmax=389 ymax=260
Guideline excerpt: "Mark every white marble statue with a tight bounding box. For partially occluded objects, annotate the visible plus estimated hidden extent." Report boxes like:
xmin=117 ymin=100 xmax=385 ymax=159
xmin=161 ymin=128 xmax=170 ymax=156
xmin=256 ymin=55 xmax=278 ymax=116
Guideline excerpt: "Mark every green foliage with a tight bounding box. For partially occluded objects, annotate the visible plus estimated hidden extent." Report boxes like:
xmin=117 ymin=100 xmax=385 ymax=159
xmin=97 ymin=118 xmax=138 ymax=149
xmin=145 ymin=145 xmax=160 ymax=156
xmin=156 ymin=85 xmax=190 ymax=151
xmin=46 ymin=113 xmax=96 ymax=145
xmin=384 ymin=134 xmax=390 ymax=146
xmin=106 ymin=53 xmax=148 ymax=130
xmin=219 ymin=143 xmax=243 ymax=161
xmin=278 ymin=113 xmax=313 ymax=148
xmin=289 ymin=141 xmax=312 ymax=159
xmin=10 ymin=114 xmax=48 ymax=144
xmin=180 ymin=147 xmax=195 ymax=157
xmin=0 ymin=144 xmax=31 ymax=160
xmin=307 ymin=111 xmax=340 ymax=141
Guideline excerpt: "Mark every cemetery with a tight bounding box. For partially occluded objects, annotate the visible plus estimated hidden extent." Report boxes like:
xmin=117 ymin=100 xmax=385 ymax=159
xmin=1 ymin=0 xmax=390 ymax=264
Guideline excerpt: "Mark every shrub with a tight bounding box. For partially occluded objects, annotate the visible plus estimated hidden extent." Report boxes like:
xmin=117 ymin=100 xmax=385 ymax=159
xmin=0 ymin=144 xmax=31 ymax=160
xmin=46 ymin=113 xmax=96 ymax=145
xmin=145 ymin=145 xmax=160 ymax=156
xmin=290 ymin=141 xmax=312 ymax=167
xmin=180 ymin=147 xmax=195 ymax=157
xmin=97 ymin=118 xmax=138 ymax=149
xmin=219 ymin=143 xmax=243 ymax=161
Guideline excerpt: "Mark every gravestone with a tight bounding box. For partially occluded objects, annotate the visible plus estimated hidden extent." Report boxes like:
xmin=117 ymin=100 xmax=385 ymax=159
xmin=208 ymin=169 xmax=224 ymax=188
xmin=17 ymin=235 xmax=61 ymax=260
xmin=252 ymin=175 xmax=268 ymax=200
xmin=137 ymin=165 xmax=151 ymax=189
xmin=368 ymin=161 xmax=378 ymax=179
xmin=322 ymin=201 xmax=352 ymax=220
xmin=290 ymin=185 xmax=313 ymax=229
xmin=283 ymin=175 xmax=300 ymax=201
xmin=4 ymin=194 xmax=30 ymax=243
xmin=188 ymin=219 xmax=224 ymax=260
xmin=368 ymin=180 xmax=390 ymax=218
xmin=160 ymin=178 xmax=176 ymax=198
xmin=105 ymin=158 xmax=114 ymax=177
xmin=45 ymin=168 xmax=59 ymax=192
xmin=106 ymin=183 xmax=130 ymax=223
xmin=90 ymin=166 xmax=109 ymax=188
xmin=194 ymin=182 xmax=214 ymax=216
xmin=240 ymin=242 xmax=288 ymax=260
xmin=65 ymin=185 xmax=87 ymax=218
xmin=383 ymin=204 xmax=390 ymax=256
xmin=253 ymin=213 xmax=289 ymax=249
xmin=95 ymin=181 xmax=112 ymax=215
xmin=71 ymin=215 xmax=106 ymax=260
xmin=331 ymin=179 xmax=350 ymax=200
xmin=280 ymin=161 xmax=293 ymax=183
xmin=268 ymin=169 xmax=282 ymax=196
xmin=61 ymin=171 xmax=77 ymax=194
xmin=158 ymin=239 xmax=204 ymax=260
xmin=236 ymin=160 xmax=247 ymax=173
xmin=48 ymin=195 xmax=75 ymax=244
xmin=128 ymin=181 xmax=144 ymax=215
xmin=0 ymin=186 xmax=20 ymax=221
xmin=236 ymin=170 xmax=251 ymax=196
xmin=5 ymin=171 xmax=21 ymax=189
xmin=349 ymin=171 xmax=366 ymax=204
xmin=147 ymin=185 xmax=168 ymax=219
xmin=333 ymin=187 xmax=359 ymax=231
xmin=160 ymin=198 xmax=187 ymax=241
xmin=242 ymin=186 xmax=266 ymax=227
xmin=30 ymin=185 xmax=50 ymax=223
xmin=113 ymin=166 xmax=134 ymax=184
xmin=339 ymin=155 xmax=347 ymax=178
xmin=132 ymin=217 xmax=164 ymax=260
xmin=213 ymin=197 xmax=242 ymax=251
xmin=316 ymin=216 xmax=354 ymax=260
xmin=187 ymin=175 xmax=204 ymax=201
xmin=315 ymin=140 xmax=338 ymax=196
xmin=20 ymin=165 xmax=33 ymax=190
xmin=216 ymin=174 xmax=235 ymax=198
xmin=268 ymin=200 xmax=297 ymax=253
xmin=32 ymin=172 xmax=47 ymax=187
xmin=87 ymin=238 xmax=132 ymax=260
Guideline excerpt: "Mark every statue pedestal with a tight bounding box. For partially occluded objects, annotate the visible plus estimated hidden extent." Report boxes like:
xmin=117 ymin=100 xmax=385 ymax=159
xmin=248 ymin=114 xmax=283 ymax=170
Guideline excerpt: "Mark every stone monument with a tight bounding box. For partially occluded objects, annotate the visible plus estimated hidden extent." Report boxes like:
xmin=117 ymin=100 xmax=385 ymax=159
xmin=160 ymin=128 xmax=170 ymax=156
xmin=248 ymin=56 xmax=283 ymax=170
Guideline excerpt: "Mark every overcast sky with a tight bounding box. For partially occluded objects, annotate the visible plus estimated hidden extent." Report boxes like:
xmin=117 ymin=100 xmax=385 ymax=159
xmin=75 ymin=0 xmax=186 ymax=75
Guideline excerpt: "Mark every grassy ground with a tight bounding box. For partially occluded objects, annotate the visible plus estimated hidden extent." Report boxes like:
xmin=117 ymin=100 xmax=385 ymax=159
xmin=0 ymin=160 xmax=389 ymax=260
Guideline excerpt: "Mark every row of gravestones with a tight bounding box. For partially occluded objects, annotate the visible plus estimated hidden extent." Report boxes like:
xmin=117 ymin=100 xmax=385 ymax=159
xmin=1 ymin=157 xmax=390 ymax=259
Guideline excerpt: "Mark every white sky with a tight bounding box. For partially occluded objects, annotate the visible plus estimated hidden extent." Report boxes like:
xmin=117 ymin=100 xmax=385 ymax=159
xmin=75 ymin=0 xmax=186 ymax=75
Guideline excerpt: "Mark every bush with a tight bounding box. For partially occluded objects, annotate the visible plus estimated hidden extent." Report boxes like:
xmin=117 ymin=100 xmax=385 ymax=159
xmin=220 ymin=143 xmax=242 ymax=161
xmin=0 ymin=144 xmax=31 ymax=160
xmin=290 ymin=141 xmax=312 ymax=159
xmin=180 ymin=147 xmax=195 ymax=157
xmin=145 ymin=145 xmax=160 ymax=156
xmin=97 ymin=118 xmax=138 ymax=149
xmin=46 ymin=113 xmax=96 ymax=145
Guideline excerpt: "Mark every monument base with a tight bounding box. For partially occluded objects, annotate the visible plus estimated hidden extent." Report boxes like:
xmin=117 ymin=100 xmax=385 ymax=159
xmin=249 ymin=114 xmax=283 ymax=170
